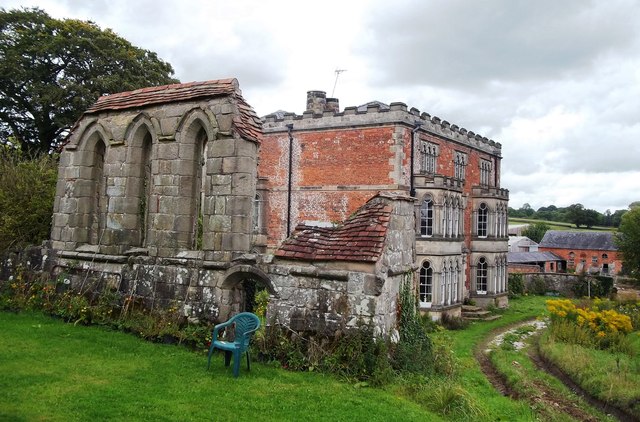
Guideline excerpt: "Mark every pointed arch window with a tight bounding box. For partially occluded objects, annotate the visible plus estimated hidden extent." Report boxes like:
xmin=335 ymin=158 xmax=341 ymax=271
xmin=89 ymin=139 xmax=107 ymax=245
xmin=440 ymin=264 xmax=447 ymax=306
xmin=454 ymin=151 xmax=467 ymax=180
xmin=453 ymin=197 xmax=461 ymax=237
xmin=421 ymin=141 xmax=438 ymax=174
xmin=452 ymin=261 xmax=460 ymax=303
xmin=477 ymin=202 xmax=488 ymax=238
xmin=192 ymin=130 xmax=208 ymax=250
xmin=253 ymin=193 xmax=264 ymax=234
xmin=480 ymin=159 xmax=492 ymax=186
xmin=419 ymin=261 xmax=433 ymax=306
xmin=138 ymin=133 xmax=152 ymax=247
xmin=476 ymin=257 xmax=488 ymax=294
xmin=420 ymin=195 xmax=434 ymax=237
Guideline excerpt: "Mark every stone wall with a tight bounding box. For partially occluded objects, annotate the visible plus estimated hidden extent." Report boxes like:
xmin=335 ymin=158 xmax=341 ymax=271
xmin=264 ymin=194 xmax=416 ymax=337
xmin=51 ymin=94 xmax=258 ymax=261
xmin=522 ymin=273 xmax=612 ymax=297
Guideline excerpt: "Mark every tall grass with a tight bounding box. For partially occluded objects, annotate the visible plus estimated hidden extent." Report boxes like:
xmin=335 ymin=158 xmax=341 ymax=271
xmin=539 ymin=332 xmax=640 ymax=419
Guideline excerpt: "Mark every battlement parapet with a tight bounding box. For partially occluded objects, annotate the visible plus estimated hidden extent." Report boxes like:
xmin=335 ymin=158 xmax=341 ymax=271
xmin=263 ymin=99 xmax=501 ymax=154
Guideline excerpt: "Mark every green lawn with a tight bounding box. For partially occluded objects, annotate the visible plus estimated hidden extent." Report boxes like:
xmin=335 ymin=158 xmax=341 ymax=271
xmin=509 ymin=217 xmax=615 ymax=232
xmin=432 ymin=295 xmax=549 ymax=421
xmin=0 ymin=311 xmax=441 ymax=422
xmin=0 ymin=296 xmax=562 ymax=421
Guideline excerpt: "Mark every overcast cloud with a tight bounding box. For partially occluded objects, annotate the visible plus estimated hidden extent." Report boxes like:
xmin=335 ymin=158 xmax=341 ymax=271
xmin=4 ymin=0 xmax=639 ymax=212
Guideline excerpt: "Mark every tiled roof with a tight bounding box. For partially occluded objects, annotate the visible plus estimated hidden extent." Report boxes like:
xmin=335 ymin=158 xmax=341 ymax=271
xmin=275 ymin=201 xmax=393 ymax=262
xmin=539 ymin=230 xmax=617 ymax=251
xmin=84 ymin=79 xmax=262 ymax=143
xmin=508 ymin=251 xmax=563 ymax=264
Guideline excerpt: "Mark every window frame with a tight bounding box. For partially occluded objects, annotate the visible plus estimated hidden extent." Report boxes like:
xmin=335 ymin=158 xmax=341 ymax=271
xmin=477 ymin=202 xmax=488 ymax=238
xmin=476 ymin=257 xmax=488 ymax=295
xmin=420 ymin=195 xmax=434 ymax=237
xmin=419 ymin=261 xmax=433 ymax=307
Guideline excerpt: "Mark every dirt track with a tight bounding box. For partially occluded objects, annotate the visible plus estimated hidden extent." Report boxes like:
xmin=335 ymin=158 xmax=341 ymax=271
xmin=476 ymin=320 xmax=638 ymax=422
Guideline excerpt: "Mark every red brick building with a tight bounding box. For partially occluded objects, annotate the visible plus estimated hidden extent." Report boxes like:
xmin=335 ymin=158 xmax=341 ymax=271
xmin=538 ymin=231 xmax=622 ymax=276
xmin=259 ymin=92 xmax=509 ymax=316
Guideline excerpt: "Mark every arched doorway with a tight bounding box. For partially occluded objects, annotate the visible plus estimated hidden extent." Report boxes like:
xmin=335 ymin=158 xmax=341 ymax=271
xmin=219 ymin=265 xmax=275 ymax=321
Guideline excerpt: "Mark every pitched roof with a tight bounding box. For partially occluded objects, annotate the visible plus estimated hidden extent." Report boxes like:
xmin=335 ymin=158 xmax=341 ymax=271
xmin=275 ymin=201 xmax=392 ymax=262
xmin=508 ymin=236 xmax=538 ymax=247
xmin=539 ymin=230 xmax=617 ymax=251
xmin=84 ymin=78 xmax=262 ymax=143
xmin=508 ymin=251 xmax=563 ymax=264
xmin=357 ymin=101 xmax=390 ymax=112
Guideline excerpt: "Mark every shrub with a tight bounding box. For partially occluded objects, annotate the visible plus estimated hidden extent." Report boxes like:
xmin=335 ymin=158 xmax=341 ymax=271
xmin=528 ymin=276 xmax=547 ymax=295
xmin=572 ymin=275 xmax=614 ymax=298
xmin=392 ymin=278 xmax=433 ymax=375
xmin=0 ymin=149 xmax=57 ymax=252
xmin=440 ymin=313 xmax=469 ymax=330
xmin=546 ymin=298 xmax=634 ymax=352
xmin=508 ymin=273 xmax=525 ymax=298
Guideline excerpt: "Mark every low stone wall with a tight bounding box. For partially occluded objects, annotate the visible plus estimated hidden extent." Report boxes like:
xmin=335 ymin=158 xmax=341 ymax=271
xmin=1 ymin=246 xmax=400 ymax=336
xmin=522 ymin=273 xmax=613 ymax=297
xmin=508 ymin=264 xmax=541 ymax=274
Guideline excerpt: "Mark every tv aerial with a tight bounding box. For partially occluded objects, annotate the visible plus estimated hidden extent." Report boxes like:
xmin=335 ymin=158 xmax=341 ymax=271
xmin=331 ymin=69 xmax=347 ymax=97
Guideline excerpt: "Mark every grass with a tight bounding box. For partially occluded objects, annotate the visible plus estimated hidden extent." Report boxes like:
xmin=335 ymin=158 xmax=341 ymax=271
xmin=538 ymin=329 xmax=640 ymax=419
xmin=509 ymin=217 xmax=614 ymax=232
xmin=2 ymin=295 xmax=599 ymax=421
xmin=421 ymin=295 xmax=550 ymax=421
xmin=0 ymin=311 xmax=442 ymax=422
xmin=489 ymin=323 xmax=615 ymax=421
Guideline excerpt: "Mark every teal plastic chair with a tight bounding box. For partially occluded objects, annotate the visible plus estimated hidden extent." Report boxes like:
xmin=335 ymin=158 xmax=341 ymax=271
xmin=207 ymin=312 xmax=261 ymax=377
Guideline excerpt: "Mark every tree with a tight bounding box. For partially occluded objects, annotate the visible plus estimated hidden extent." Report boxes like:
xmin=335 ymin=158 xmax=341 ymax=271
xmin=520 ymin=203 xmax=535 ymax=217
xmin=611 ymin=209 xmax=627 ymax=227
xmin=616 ymin=206 xmax=640 ymax=280
xmin=582 ymin=208 xmax=601 ymax=228
xmin=521 ymin=222 xmax=550 ymax=243
xmin=0 ymin=8 xmax=178 ymax=154
xmin=566 ymin=203 xmax=586 ymax=228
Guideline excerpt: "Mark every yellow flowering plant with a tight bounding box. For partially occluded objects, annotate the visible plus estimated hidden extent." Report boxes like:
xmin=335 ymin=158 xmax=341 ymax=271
xmin=546 ymin=298 xmax=633 ymax=350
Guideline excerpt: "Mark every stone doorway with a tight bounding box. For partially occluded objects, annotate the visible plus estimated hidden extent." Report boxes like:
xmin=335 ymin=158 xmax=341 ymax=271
xmin=219 ymin=265 xmax=274 ymax=321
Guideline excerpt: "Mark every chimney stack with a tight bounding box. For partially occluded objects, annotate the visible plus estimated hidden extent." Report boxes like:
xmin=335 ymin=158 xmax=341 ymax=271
xmin=306 ymin=91 xmax=340 ymax=114
xmin=306 ymin=91 xmax=326 ymax=114
xmin=325 ymin=97 xmax=340 ymax=113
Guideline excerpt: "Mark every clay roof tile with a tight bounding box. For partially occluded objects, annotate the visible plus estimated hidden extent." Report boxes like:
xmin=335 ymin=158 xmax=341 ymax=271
xmin=275 ymin=200 xmax=393 ymax=263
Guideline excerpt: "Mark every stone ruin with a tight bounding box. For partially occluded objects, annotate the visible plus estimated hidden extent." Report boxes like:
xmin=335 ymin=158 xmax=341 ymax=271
xmin=23 ymin=79 xmax=417 ymax=337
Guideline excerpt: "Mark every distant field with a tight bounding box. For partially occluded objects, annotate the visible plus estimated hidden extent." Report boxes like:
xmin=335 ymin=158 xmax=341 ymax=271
xmin=509 ymin=217 xmax=615 ymax=232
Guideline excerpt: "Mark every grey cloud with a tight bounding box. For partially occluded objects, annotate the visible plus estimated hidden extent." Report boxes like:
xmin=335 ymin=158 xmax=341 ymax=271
xmin=358 ymin=0 xmax=639 ymax=90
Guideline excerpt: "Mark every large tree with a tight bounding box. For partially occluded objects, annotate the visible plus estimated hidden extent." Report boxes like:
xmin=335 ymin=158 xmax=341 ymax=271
xmin=616 ymin=206 xmax=640 ymax=280
xmin=521 ymin=221 xmax=550 ymax=243
xmin=0 ymin=8 xmax=178 ymax=154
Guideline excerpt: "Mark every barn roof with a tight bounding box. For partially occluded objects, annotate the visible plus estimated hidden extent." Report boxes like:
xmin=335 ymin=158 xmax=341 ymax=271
xmin=84 ymin=78 xmax=262 ymax=143
xmin=508 ymin=251 xmax=563 ymax=264
xmin=539 ymin=230 xmax=617 ymax=251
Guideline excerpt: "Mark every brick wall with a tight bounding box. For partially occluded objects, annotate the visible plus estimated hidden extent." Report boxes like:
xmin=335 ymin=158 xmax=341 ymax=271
xmin=260 ymin=126 xmax=403 ymax=247
xmin=538 ymin=246 xmax=622 ymax=276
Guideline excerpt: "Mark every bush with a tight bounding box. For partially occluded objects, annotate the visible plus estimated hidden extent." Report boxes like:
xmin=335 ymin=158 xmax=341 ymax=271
xmin=392 ymin=278 xmax=433 ymax=375
xmin=546 ymin=298 xmax=634 ymax=353
xmin=440 ymin=313 xmax=469 ymax=331
xmin=571 ymin=275 xmax=614 ymax=298
xmin=508 ymin=273 xmax=525 ymax=298
xmin=528 ymin=276 xmax=547 ymax=295
xmin=0 ymin=148 xmax=57 ymax=252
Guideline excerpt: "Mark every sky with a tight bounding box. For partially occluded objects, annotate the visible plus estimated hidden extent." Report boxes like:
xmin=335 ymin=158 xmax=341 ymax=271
xmin=5 ymin=0 xmax=639 ymax=213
